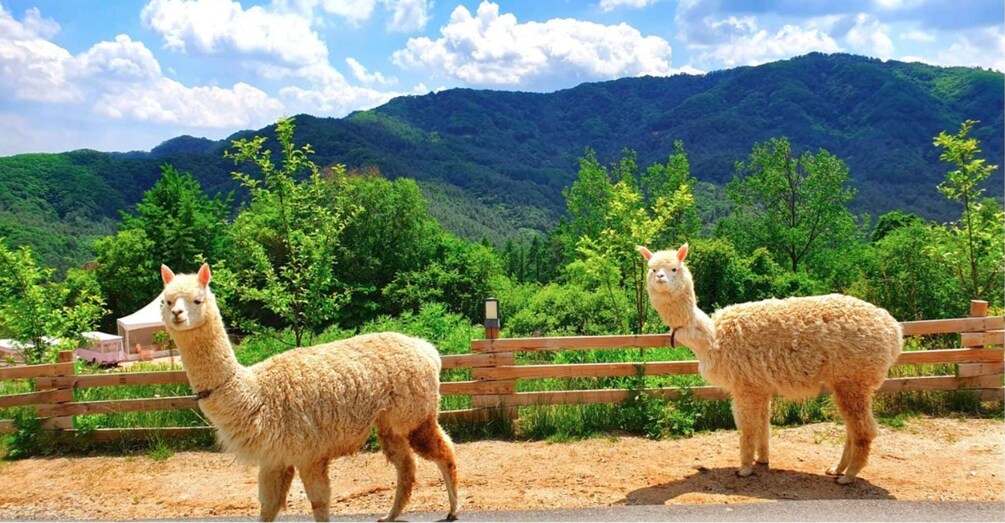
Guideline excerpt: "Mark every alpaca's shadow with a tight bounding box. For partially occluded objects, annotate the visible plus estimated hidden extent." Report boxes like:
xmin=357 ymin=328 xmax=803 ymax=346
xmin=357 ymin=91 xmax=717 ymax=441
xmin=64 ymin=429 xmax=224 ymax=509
xmin=622 ymin=465 xmax=894 ymax=505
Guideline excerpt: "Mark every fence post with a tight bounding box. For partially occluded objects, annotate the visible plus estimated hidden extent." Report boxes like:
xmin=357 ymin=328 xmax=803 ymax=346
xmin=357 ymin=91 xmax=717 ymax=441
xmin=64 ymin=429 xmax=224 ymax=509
xmin=39 ymin=350 xmax=75 ymax=432
xmin=958 ymin=300 xmax=1003 ymax=401
xmin=471 ymin=298 xmax=517 ymax=428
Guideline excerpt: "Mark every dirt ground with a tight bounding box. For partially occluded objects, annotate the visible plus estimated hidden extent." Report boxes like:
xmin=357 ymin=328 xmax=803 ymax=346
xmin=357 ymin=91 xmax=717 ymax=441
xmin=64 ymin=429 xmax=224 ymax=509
xmin=0 ymin=417 xmax=1001 ymax=521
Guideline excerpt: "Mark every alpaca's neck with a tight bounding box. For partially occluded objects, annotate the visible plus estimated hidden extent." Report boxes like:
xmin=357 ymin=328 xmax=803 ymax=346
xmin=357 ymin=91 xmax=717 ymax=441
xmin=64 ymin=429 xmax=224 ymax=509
xmin=652 ymin=290 xmax=716 ymax=361
xmin=171 ymin=313 xmax=244 ymax=393
xmin=674 ymin=305 xmax=716 ymax=362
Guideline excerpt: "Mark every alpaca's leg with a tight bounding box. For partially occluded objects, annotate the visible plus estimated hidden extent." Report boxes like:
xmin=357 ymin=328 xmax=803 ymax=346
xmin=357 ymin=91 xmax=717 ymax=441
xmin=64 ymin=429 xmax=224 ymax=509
xmin=731 ymin=392 xmax=769 ymax=477
xmin=378 ymin=431 xmax=416 ymax=522
xmin=826 ymin=437 xmax=852 ymax=477
xmin=258 ymin=464 xmax=294 ymax=522
xmin=756 ymin=398 xmax=771 ymax=466
xmin=830 ymin=384 xmax=879 ymax=484
xmin=408 ymin=416 xmax=460 ymax=521
xmin=279 ymin=466 xmax=295 ymax=510
xmin=300 ymin=460 xmax=332 ymax=522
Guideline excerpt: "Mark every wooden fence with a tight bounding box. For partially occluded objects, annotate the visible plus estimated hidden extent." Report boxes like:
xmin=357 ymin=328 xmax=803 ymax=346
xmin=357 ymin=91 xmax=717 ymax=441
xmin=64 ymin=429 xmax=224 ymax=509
xmin=0 ymin=300 xmax=1001 ymax=442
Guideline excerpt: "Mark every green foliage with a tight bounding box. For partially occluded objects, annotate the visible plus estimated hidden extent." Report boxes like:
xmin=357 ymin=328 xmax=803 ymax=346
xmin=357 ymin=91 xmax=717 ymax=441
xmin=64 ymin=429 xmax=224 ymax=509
xmin=724 ymin=137 xmax=859 ymax=274
xmin=501 ymin=231 xmax=562 ymax=284
xmin=503 ymin=283 xmax=623 ymax=337
xmin=146 ymin=435 xmax=174 ymax=461
xmin=851 ymin=222 xmax=967 ymax=320
xmin=335 ymin=172 xmax=442 ymax=326
xmin=930 ymin=120 xmax=1004 ymax=306
xmin=94 ymin=228 xmax=159 ymax=321
xmin=0 ymin=239 xmax=105 ymax=363
xmin=225 ymin=117 xmax=359 ymax=346
xmin=92 ymin=165 xmax=228 ymax=322
xmin=5 ymin=408 xmax=41 ymax=459
xmin=872 ymin=210 xmax=923 ymax=242
xmin=383 ymin=235 xmax=502 ymax=323
xmin=121 ymin=164 xmax=231 ymax=273
xmin=560 ymin=147 xmax=699 ymax=333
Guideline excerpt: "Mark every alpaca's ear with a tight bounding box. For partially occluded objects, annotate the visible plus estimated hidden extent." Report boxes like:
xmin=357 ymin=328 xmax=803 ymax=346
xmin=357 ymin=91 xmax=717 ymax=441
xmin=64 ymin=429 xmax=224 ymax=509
xmin=197 ymin=263 xmax=212 ymax=286
xmin=637 ymin=246 xmax=653 ymax=261
xmin=677 ymin=243 xmax=689 ymax=263
xmin=161 ymin=265 xmax=175 ymax=285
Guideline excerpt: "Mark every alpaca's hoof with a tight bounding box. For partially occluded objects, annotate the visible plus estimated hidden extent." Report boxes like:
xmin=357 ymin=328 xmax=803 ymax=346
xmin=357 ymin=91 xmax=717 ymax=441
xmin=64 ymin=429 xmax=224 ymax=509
xmin=825 ymin=467 xmax=842 ymax=476
xmin=735 ymin=466 xmax=754 ymax=478
xmin=835 ymin=475 xmax=855 ymax=485
xmin=441 ymin=514 xmax=458 ymax=522
xmin=755 ymin=460 xmax=769 ymax=467
xmin=377 ymin=517 xmax=395 ymax=522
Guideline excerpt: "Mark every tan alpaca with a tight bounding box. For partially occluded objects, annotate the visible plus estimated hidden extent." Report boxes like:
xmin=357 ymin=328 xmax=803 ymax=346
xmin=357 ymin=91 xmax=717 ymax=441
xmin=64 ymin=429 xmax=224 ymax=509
xmin=159 ymin=264 xmax=459 ymax=522
xmin=638 ymin=244 xmax=901 ymax=484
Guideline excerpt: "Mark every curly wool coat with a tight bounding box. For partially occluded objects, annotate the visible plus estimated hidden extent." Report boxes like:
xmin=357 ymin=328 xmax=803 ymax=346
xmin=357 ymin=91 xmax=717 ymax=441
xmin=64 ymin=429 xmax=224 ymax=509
xmin=639 ymin=244 xmax=902 ymax=484
xmin=160 ymin=265 xmax=458 ymax=522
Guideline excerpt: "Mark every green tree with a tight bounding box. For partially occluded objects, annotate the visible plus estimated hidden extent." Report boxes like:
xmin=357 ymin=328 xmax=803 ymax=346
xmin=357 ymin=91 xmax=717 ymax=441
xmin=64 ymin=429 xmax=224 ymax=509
xmin=383 ymin=235 xmax=502 ymax=322
xmin=642 ymin=140 xmax=701 ymax=247
xmin=226 ymin=117 xmax=358 ymax=346
xmin=931 ymin=120 xmax=1004 ymax=303
xmin=872 ymin=210 xmax=923 ymax=242
xmin=725 ymin=137 xmax=858 ymax=273
xmin=94 ymin=228 xmax=159 ymax=319
xmin=852 ymin=223 xmax=966 ymax=320
xmin=94 ymin=165 xmax=230 ymax=319
xmin=558 ymin=148 xmax=615 ymax=259
xmin=563 ymin=148 xmax=698 ymax=333
xmin=334 ymin=172 xmax=441 ymax=326
xmin=122 ymin=164 xmax=231 ymax=272
xmin=0 ymin=240 xmax=105 ymax=364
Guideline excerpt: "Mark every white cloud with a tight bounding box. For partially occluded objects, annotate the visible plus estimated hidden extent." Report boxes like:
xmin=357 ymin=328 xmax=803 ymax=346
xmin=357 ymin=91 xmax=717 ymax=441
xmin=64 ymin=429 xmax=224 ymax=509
xmin=95 ymin=79 xmax=282 ymax=127
xmin=387 ymin=0 xmax=430 ymax=32
xmin=345 ymin=57 xmax=397 ymax=85
xmin=845 ymin=13 xmax=894 ymax=59
xmin=392 ymin=1 xmax=684 ymax=89
xmin=0 ymin=5 xmax=81 ymax=102
xmin=0 ymin=5 xmax=285 ymax=130
xmin=693 ymin=19 xmax=842 ymax=67
xmin=598 ymin=0 xmax=663 ymax=11
xmin=20 ymin=7 xmax=60 ymax=39
xmin=141 ymin=0 xmax=329 ymax=66
xmin=900 ymin=29 xmax=936 ymax=43
xmin=930 ymin=27 xmax=1005 ymax=72
xmin=279 ymin=84 xmax=402 ymax=115
xmin=874 ymin=0 xmax=925 ymax=11
xmin=75 ymin=35 xmax=163 ymax=80
xmin=274 ymin=0 xmax=377 ymax=23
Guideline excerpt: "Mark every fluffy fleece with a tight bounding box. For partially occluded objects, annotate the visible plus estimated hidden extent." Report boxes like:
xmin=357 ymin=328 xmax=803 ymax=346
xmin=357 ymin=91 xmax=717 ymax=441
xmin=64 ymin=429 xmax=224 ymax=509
xmin=159 ymin=264 xmax=458 ymax=522
xmin=638 ymin=244 xmax=902 ymax=484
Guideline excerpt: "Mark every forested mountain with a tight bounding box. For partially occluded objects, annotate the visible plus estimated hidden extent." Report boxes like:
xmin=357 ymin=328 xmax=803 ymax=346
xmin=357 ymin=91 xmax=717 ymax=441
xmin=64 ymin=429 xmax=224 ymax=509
xmin=1 ymin=53 xmax=1001 ymax=271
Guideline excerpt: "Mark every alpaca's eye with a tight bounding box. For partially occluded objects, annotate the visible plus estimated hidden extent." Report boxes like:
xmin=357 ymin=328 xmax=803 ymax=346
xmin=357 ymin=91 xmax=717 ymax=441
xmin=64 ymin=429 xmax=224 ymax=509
xmin=194 ymin=299 xmax=203 ymax=305
xmin=671 ymin=268 xmax=678 ymax=272
xmin=166 ymin=300 xmax=173 ymax=306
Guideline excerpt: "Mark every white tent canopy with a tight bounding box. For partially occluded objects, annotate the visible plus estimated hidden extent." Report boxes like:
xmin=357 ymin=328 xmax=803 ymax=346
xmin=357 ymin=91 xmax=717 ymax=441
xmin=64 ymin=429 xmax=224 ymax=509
xmin=116 ymin=293 xmax=165 ymax=353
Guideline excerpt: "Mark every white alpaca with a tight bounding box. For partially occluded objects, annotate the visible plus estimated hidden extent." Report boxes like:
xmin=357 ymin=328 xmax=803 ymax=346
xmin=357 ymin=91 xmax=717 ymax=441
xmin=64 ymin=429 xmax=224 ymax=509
xmin=638 ymin=244 xmax=902 ymax=483
xmin=160 ymin=264 xmax=459 ymax=522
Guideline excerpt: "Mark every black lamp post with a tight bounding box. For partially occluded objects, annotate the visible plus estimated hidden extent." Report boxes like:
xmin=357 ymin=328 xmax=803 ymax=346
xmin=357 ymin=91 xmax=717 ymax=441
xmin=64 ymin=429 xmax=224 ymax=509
xmin=484 ymin=297 xmax=499 ymax=340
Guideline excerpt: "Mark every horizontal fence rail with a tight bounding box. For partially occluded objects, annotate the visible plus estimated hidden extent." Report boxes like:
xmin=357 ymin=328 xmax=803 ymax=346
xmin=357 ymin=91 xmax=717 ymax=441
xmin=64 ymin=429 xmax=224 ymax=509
xmin=0 ymin=301 xmax=1002 ymax=439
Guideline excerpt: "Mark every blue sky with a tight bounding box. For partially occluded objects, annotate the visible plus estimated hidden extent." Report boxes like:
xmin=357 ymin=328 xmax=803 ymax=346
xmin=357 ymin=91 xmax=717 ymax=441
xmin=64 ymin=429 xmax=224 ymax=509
xmin=2 ymin=0 xmax=1002 ymax=155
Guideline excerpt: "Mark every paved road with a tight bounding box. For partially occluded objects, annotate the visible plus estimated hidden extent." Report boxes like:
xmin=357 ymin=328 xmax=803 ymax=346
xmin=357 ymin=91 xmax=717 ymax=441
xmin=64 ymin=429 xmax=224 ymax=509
xmin=158 ymin=500 xmax=1004 ymax=522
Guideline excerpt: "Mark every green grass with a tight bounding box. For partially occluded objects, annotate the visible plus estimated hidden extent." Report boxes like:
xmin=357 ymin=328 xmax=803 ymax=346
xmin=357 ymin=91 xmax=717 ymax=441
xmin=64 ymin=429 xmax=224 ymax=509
xmin=71 ymin=361 xmax=205 ymax=433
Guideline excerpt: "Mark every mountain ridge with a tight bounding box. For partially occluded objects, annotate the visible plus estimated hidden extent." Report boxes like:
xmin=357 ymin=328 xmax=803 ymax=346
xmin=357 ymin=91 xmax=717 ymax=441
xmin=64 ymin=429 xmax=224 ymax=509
xmin=1 ymin=52 xmax=1001 ymax=271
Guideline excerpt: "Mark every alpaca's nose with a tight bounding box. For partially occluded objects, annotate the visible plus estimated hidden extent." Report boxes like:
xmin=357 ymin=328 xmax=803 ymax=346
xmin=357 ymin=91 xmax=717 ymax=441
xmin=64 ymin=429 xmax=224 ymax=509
xmin=172 ymin=308 xmax=184 ymax=318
